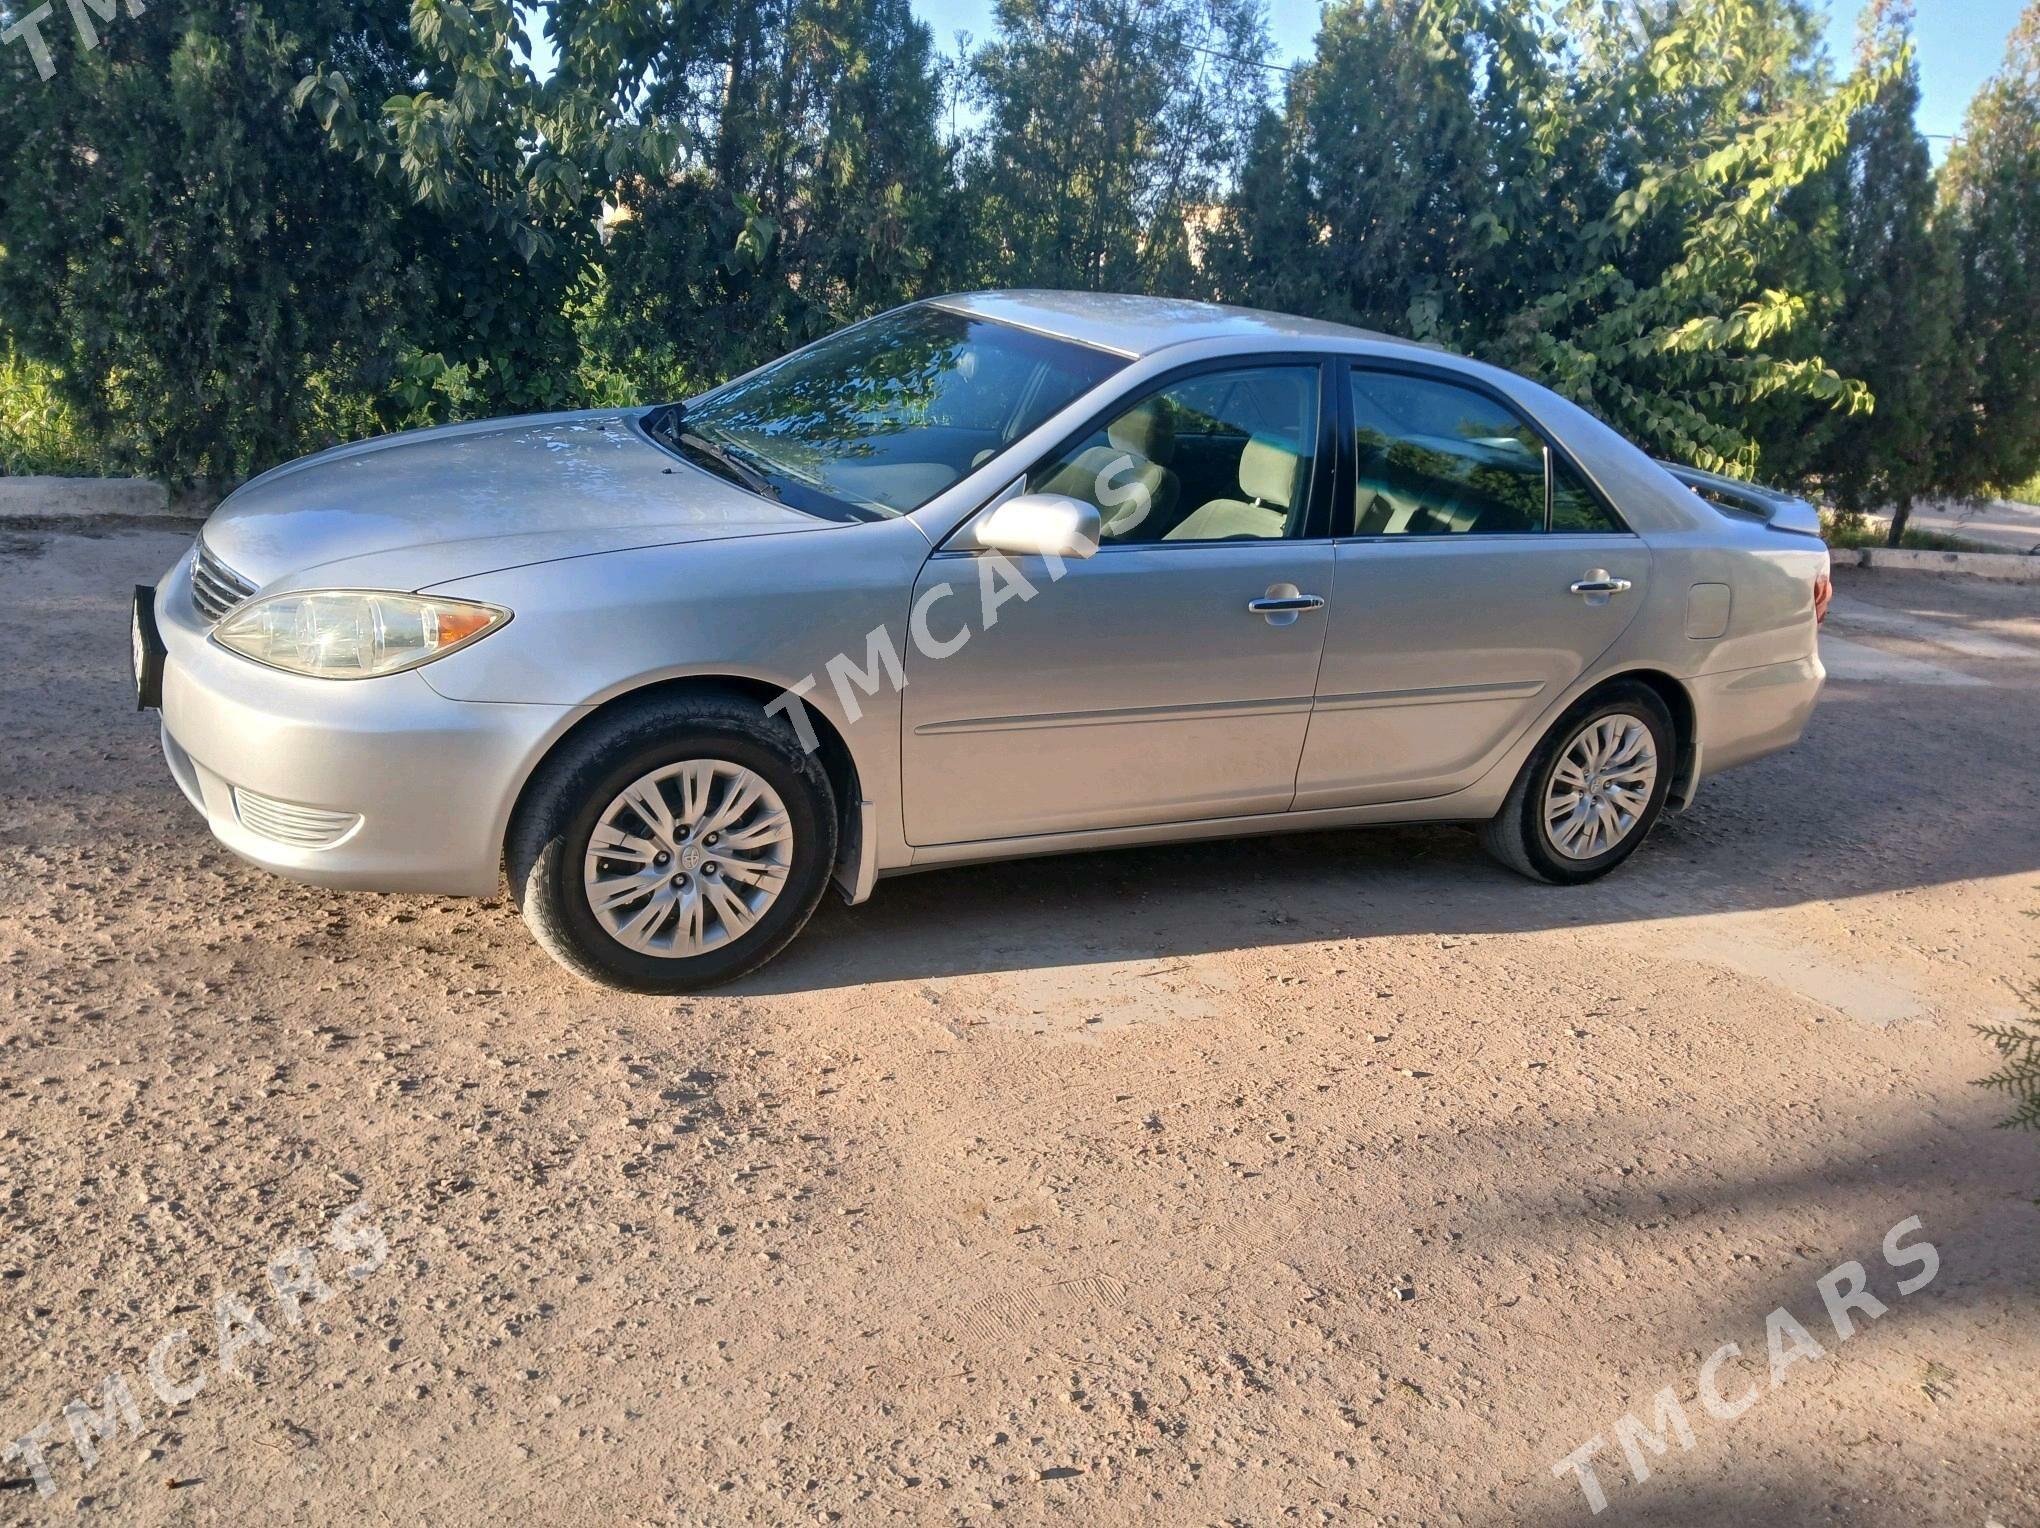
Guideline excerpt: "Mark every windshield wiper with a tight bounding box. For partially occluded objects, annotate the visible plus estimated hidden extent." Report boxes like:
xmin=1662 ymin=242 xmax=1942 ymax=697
xmin=677 ymin=429 xmax=780 ymax=501
xmin=641 ymin=400 xmax=687 ymax=450
xmin=644 ymin=403 xmax=781 ymax=501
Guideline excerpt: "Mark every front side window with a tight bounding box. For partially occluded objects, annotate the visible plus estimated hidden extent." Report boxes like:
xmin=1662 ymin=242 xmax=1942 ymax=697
xmin=663 ymin=306 xmax=1127 ymax=521
xmin=1348 ymin=369 xmax=1623 ymax=536
xmin=1028 ymin=364 xmax=1321 ymax=545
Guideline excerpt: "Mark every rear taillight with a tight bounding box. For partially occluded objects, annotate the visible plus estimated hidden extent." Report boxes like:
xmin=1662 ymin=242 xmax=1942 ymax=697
xmin=1812 ymin=571 xmax=1833 ymax=624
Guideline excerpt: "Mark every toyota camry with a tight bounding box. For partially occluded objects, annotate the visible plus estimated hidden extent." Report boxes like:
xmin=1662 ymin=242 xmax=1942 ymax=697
xmin=133 ymin=292 xmax=1830 ymax=990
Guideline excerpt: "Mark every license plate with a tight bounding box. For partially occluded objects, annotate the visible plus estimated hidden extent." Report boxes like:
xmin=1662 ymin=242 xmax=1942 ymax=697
xmin=132 ymin=585 xmax=165 ymax=710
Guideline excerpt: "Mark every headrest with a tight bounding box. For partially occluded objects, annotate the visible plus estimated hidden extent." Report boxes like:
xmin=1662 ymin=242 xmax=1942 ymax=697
xmin=1239 ymin=435 xmax=1301 ymax=509
xmin=1107 ymin=401 xmax=1175 ymax=466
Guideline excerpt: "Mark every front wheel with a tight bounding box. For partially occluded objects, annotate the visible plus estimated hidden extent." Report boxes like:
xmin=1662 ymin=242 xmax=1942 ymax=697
xmin=509 ymin=693 xmax=837 ymax=991
xmin=1479 ymin=682 xmax=1674 ymax=885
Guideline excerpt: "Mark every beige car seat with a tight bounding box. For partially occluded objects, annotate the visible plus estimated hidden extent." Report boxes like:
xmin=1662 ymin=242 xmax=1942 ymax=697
xmin=1164 ymin=435 xmax=1302 ymax=541
xmin=1037 ymin=401 xmax=1181 ymax=538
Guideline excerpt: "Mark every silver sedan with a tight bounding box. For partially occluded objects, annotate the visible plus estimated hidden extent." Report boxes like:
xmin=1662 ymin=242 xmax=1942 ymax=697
xmin=133 ymin=292 xmax=1830 ymax=990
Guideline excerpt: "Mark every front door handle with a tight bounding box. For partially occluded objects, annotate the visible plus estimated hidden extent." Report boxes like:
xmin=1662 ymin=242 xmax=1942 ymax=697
xmin=1248 ymin=586 xmax=1326 ymax=629
xmin=1569 ymin=573 xmax=1634 ymax=596
xmin=1247 ymin=595 xmax=1327 ymax=614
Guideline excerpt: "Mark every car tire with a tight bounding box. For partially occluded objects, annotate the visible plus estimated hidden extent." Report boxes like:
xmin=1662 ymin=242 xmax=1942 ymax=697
xmin=508 ymin=691 xmax=838 ymax=992
xmin=1479 ymin=681 xmax=1675 ymax=885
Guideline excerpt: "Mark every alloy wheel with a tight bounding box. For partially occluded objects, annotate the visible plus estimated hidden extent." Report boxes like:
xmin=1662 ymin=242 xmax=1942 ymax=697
xmin=1541 ymin=712 xmax=1659 ymax=861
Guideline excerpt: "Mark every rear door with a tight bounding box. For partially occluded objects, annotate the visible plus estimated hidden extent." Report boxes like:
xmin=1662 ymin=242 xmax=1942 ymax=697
xmin=1294 ymin=361 xmax=1650 ymax=810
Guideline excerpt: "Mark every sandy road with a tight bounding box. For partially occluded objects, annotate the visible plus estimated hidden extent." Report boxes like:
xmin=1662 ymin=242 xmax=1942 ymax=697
xmin=1 ymin=527 xmax=2036 ymax=1525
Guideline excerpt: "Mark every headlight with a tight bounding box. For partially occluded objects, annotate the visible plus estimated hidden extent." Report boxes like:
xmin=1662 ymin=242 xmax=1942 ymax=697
xmin=212 ymin=591 xmax=510 ymax=679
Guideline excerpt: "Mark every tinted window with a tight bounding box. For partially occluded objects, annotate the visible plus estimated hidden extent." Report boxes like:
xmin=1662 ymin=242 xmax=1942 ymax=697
xmin=1347 ymin=370 xmax=1623 ymax=537
xmin=1551 ymin=456 xmax=1622 ymax=532
xmin=1029 ymin=365 xmax=1320 ymax=544
xmin=1350 ymin=371 xmax=1546 ymax=535
xmin=674 ymin=307 xmax=1126 ymax=520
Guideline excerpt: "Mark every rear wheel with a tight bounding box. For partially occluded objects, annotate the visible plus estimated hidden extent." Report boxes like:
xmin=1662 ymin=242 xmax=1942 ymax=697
xmin=1479 ymin=682 xmax=1674 ymax=885
xmin=509 ymin=693 xmax=836 ymax=991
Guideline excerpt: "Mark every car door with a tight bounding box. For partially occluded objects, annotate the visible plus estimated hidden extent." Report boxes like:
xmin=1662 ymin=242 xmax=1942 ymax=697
xmin=901 ymin=358 xmax=1337 ymax=845
xmin=1293 ymin=361 xmax=1650 ymax=810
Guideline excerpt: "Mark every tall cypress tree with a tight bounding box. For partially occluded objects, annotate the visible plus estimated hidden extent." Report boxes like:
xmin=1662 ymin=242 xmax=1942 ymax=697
xmin=582 ymin=0 xmax=955 ymax=397
xmin=1202 ymin=0 xmax=1515 ymax=342
xmin=1939 ymin=2 xmax=2040 ymax=504
xmin=1812 ymin=0 xmax=1960 ymax=539
xmin=958 ymin=0 xmax=1271 ymax=292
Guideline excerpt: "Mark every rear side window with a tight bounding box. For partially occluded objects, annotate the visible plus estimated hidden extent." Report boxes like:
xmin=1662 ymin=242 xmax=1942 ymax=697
xmin=1551 ymin=456 xmax=1621 ymax=533
xmin=1347 ymin=369 xmax=1623 ymax=536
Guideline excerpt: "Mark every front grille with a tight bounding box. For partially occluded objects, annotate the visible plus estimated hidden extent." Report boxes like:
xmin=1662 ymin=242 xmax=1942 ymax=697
xmin=191 ymin=537 xmax=257 ymax=624
xmin=231 ymin=787 xmax=361 ymax=850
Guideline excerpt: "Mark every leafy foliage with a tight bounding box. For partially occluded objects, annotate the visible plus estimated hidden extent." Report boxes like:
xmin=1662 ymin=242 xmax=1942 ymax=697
xmin=1207 ymin=0 xmax=1880 ymax=475
xmin=1 ymin=0 xmax=2035 ymax=497
xmin=1937 ymin=4 xmax=2040 ymax=502
xmin=291 ymin=0 xmax=688 ymax=416
xmin=0 ymin=338 xmax=112 ymax=476
xmin=1973 ymin=1017 xmax=2040 ymax=1133
xmin=583 ymin=0 xmax=955 ymax=397
xmin=0 ymin=0 xmax=417 ymax=482
xmin=1802 ymin=0 xmax=1961 ymax=534
xmin=957 ymin=0 xmax=1271 ymax=292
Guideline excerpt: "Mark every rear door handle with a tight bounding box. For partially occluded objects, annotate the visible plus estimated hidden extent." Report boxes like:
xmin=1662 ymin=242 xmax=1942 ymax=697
xmin=1569 ymin=575 xmax=1633 ymax=596
xmin=1247 ymin=595 xmax=1327 ymax=613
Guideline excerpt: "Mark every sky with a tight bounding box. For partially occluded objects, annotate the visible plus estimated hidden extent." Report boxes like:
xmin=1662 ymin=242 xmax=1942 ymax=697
xmin=914 ymin=0 xmax=2026 ymax=146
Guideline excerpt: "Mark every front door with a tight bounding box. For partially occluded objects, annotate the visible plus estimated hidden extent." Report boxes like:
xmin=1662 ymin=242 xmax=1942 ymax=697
xmin=902 ymin=360 xmax=1336 ymax=845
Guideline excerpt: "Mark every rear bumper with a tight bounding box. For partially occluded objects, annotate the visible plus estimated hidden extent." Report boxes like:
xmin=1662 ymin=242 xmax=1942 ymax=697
xmin=152 ymin=549 xmax=582 ymax=896
xmin=1688 ymin=650 xmax=1826 ymax=790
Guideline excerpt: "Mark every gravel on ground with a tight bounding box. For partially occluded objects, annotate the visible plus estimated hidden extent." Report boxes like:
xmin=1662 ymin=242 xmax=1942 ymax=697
xmin=2 ymin=533 xmax=2036 ymax=1525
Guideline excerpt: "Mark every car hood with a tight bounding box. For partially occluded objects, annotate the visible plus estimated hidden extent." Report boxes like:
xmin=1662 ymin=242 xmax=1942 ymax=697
xmin=201 ymin=409 xmax=832 ymax=591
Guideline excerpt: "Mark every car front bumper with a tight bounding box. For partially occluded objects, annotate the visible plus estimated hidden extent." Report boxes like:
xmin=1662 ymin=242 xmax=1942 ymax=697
xmin=151 ymin=548 xmax=583 ymax=896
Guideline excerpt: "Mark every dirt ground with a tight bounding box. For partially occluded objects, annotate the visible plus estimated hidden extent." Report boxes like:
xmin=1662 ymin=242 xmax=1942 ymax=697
xmin=1 ymin=527 xmax=2036 ymax=1526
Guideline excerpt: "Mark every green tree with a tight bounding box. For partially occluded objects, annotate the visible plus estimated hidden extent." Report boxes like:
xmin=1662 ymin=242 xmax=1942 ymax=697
xmin=293 ymin=0 xmax=689 ymax=415
xmin=1938 ymin=2 xmax=2040 ymax=502
xmin=1211 ymin=0 xmax=1879 ymax=475
xmin=1206 ymin=0 xmax=1512 ymax=339
xmin=585 ymin=0 xmax=955 ymax=398
xmin=959 ymin=0 xmax=1272 ymax=291
xmin=0 ymin=0 xmax=418 ymax=483
xmin=1808 ymin=0 xmax=1961 ymax=539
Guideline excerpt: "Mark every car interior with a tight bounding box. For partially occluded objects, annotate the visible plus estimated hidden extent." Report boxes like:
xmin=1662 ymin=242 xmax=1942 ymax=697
xmin=1029 ymin=366 xmax=1321 ymax=544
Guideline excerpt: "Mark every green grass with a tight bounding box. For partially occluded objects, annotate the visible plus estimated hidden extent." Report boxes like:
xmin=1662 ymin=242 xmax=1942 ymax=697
xmin=1819 ymin=514 xmax=1972 ymax=552
xmin=2005 ymin=471 xmax=2040 ymax=509
xmin=0 ymin=340 xmax=112 ymax=477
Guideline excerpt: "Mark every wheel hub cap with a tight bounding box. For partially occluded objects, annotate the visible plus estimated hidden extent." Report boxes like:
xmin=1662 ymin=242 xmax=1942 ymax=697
xmin=583 ymin=760 xmax=794 ymax=958
xmin=1542 ymin=713 xmax=1658 ymax=861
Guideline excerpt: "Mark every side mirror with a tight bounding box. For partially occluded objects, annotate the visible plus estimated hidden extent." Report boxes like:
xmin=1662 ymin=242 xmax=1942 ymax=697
xmin=971 ymin=493 xmax=1102 ymax=560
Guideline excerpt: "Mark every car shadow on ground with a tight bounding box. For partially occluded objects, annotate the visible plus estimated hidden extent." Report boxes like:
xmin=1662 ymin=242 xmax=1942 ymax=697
xmin=734 ymin=681 xmax=2040 ymax=994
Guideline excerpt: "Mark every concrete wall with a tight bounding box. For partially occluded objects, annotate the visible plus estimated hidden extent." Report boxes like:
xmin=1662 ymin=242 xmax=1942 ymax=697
xmin=0 ymin=476 xmax=181 ymax=520
xmin=1833 ymin=546 xmax=2040 ymax=583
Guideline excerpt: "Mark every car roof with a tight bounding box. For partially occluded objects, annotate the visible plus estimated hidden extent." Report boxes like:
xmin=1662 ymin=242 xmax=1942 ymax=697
xmin=924 ymin=289 xmax=1427 ymax=360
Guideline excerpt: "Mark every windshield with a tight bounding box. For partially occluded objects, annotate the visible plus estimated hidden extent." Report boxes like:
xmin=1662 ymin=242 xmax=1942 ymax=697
xmin=655 ymin=306 xmax=1128 ymax=520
